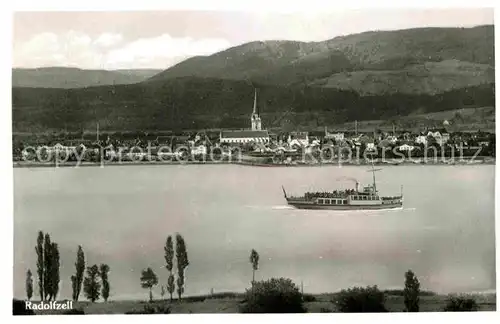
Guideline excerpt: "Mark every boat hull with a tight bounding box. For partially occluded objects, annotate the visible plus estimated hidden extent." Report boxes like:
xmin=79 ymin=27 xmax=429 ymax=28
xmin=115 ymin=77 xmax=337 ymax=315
xmin=286 ymin=200 xmax=403 ymax=210
xmin=239 ymin=153 xmax=274 ymax=164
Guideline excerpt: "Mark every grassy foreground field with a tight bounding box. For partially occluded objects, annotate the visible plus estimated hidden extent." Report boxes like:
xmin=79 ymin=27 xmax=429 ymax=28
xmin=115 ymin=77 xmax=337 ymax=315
xmin=34 ymin=292 xmax=496 ymax=314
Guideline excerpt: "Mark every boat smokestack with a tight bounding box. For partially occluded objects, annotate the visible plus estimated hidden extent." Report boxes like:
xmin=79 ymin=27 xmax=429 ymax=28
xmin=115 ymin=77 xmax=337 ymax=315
xmin=355 ymin=182 xmax=359 ymax=192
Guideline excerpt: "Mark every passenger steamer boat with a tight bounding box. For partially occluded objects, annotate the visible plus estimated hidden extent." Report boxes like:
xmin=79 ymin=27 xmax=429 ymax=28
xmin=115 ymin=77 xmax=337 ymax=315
xmin=282 ymin=164 xmax=403 ymax=210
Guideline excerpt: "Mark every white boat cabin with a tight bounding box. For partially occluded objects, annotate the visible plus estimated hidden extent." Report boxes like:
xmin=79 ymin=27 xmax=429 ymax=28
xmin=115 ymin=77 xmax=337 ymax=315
xmin=317 ymin=198 xmax=349 ymax=205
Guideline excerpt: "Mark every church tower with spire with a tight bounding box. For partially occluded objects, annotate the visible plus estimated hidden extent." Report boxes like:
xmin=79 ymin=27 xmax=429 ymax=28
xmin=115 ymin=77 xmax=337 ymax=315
xmin=219 ymin=88 xmax=270 ymax=144
xmin=251 ymin=88 xmax=262 ymax=131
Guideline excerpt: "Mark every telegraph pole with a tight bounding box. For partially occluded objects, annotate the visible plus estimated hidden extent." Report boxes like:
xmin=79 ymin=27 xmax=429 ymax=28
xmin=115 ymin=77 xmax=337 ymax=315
xmin=96 ymin=122 xmax=100 ymax=142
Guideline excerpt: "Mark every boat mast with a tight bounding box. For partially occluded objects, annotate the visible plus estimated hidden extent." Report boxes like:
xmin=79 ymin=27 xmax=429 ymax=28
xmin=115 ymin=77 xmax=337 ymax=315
xmin=372 ymin=162 xmax=377 ymax=193
xmin=282 ymin=185 xmax=288 ymax=199
xmin=370 ymin=159 xmax=381 ymax=194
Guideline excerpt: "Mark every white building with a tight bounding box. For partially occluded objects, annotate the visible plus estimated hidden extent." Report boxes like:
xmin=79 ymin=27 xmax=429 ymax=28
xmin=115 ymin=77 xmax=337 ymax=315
xmin=366 ymin=143 xmax=376 ymax=151
xmin=386 ymin=136 xmax=398 ymax=144
xmin=427 ymin=130 xmax=450 ymax=146
xmin=220 ymin=130 xmax=270 ymax=144
xmin=220 ymin=88 xmax=269 ymax=144
xmin=324 ymin=127 xmax=344 ymax=142
xmin=415 ymin=135 xmax=427 ymax=145
xmin=191 ymin=145 xmax=207 ymax=156
xmin=398 ymin=144 xmax=415 ymax=152
xmin=47 ymin=143 xmax=77 ymax=154
xmin=288 ymin=132 xmax=309 ymax=147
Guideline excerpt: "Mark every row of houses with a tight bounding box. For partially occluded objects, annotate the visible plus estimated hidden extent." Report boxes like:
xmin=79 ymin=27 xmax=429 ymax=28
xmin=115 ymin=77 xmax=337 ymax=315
xmin=15 ymin=127 xmax=493 ymax=157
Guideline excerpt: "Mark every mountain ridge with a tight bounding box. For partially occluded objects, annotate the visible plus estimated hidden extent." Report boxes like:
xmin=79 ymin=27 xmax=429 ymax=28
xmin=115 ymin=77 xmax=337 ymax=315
xmin=148 ymin=25 xmax=494 ymax=95
xmin=12 ymin=67 xmax=163 ymax=89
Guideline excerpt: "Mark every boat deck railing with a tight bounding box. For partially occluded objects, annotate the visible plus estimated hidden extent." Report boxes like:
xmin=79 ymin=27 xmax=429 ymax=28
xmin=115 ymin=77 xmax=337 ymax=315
xmin=287 ymin=196 xmax=309 ymax=201
xmin=303 ymin=190 xmax=356 ymax=200
xmin=381 ymin=196 xmax=403 ymax=200
xmin=290 ymin=193 xmax=402 ymax=201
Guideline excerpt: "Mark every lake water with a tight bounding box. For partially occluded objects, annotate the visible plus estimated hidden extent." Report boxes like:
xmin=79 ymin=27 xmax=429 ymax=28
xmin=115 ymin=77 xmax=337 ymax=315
xmin=13 ymin=164 xmax=496 ymax=301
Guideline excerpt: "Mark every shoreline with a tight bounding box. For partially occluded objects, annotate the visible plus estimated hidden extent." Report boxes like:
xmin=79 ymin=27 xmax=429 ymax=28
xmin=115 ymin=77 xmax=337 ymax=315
xmin=22 ymin=290 xmax=496 ymax=314
xmin=18 ymin=288 xmax=495 ymax=303
xmin=13 ymin=157 xmax=496 ymax=168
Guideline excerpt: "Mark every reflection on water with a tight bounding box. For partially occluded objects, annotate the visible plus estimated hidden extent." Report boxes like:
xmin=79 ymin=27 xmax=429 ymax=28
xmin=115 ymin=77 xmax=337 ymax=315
xmin=13 ymin=164 xmax=495 ymax=300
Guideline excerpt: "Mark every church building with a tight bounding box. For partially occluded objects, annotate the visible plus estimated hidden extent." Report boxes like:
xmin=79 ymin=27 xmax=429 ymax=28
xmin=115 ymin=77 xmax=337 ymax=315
xmin=219 ymin=89 xmax=270 ymax=144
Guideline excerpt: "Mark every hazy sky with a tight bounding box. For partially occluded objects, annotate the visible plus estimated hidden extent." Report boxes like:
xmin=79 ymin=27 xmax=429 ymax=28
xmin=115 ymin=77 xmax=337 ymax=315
xmin=12 ymin=9 xmax=494 ymax=70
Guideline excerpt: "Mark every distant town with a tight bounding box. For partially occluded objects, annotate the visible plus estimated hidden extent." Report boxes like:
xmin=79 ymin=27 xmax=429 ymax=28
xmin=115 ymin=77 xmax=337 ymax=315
xmin=13 ymin=91 xmax=495 ymax=166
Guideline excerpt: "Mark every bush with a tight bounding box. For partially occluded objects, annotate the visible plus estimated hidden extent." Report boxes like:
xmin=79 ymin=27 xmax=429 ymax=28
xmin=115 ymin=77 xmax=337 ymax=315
xmin=383 ymin=289 xmax=436 ymax=296
xmin=209 ymin=292 xmax=244 ymax=300
xmin=62 ymin=308 xmax=85 ymax=315
xmin=302 ymin=294 xmax=317 ymax=302
xmin=443 ymin=295 xmax=479 ymax=312
xmin=240 ymin=277 xmax=307 ymax=313
xmin=12 ymin=299 xmax=35 ymax=315
xmin=182 ymin=295 xmax=206 ymax=303
xmin=334 ymin=286 xmax=388 ymax=313
xmin=125 ymin=304 xmax=171 ymax=314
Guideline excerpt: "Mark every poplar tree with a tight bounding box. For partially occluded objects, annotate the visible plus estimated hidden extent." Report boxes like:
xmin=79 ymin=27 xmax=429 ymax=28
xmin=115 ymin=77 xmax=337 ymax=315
xmin=83 ymin=265 xmax=101 ymax=302
xmin=43 ymin=234 xmax=52 ymax=300
xmin=160 ymin=285 xmax=166 ymax=300
xmin=35 ymin=231 xmax=44 ymax=300
xmin=404 ymin=269 xmax=421 ymax=312
xmin=164 ymin=235 xmax=175 ymax=301
xmin=50 ymin=243 xmax=60 ymax=300
xmin=99 ymin=264 xmax=110 ymax=302
xmin=74 ymin=246 xmax=85 ymax=301
xmin=35 ymin=232 xmax=59 ymax=301
xmin=26 ymin=269 xmax=33 ymax=301
xmin=175 ymin=234 xmax=189 ymax=300
xmin=249 ymin=249 xmax=260 ymax=285
xmin=71 ymin=275 xmax=78 ymax=301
